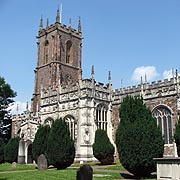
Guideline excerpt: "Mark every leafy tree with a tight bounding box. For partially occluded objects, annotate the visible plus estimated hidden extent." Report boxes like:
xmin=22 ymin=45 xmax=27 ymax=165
xmin=93 ymin=129 xmax=115 ymax=165
xmin=32 ymin=125 xmax=50 ymax=163
xmin=0 ymin=138 xmax=5 ymax=164
xmin=174 ymin=116 xmax=180 ymax=156
xmin=0 ymin=76 xmax=16 ymax=143
xmin=116 ymin=95 xmax=164 ymax=178
xmin=4 ymin=136 xmax=20 ymax=163
xmin=47 ymin=118 xmax=75 ymax=169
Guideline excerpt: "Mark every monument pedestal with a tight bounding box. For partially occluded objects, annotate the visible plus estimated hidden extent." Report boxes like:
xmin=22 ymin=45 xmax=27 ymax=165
xmin=18 ymin=139 xmax=25 ymax=164
xmin=18 ymin=156 xmax=25 ymax=164
xmin=154 ymin=157 xmax=180 ymax=180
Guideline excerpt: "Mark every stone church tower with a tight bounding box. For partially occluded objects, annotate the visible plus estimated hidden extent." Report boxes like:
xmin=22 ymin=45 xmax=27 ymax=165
xmin=12 ymin=9 xmax=114 ymax=163
xmin=12 ymin=8 xmax=180 ymax=164
xmin=32 ymin=9 xmax=82 ymax=114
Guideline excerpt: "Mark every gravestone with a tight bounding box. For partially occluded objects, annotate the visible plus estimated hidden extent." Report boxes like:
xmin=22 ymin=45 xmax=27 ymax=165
xmin=37 ymin=154 xmax=47 ymax=170
xmin=76 ymin=164 xmax=93 ymax=180
xmin=11 ymin=162 xmax=17 ymax=168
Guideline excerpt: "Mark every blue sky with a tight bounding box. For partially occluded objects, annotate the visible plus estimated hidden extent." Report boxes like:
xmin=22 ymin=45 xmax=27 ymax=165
xmin=1 ymin=0 xmax=180 ymax=112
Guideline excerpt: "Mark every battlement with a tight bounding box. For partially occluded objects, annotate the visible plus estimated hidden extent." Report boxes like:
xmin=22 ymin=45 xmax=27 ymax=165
xmin=81 ymin=79 xmax=110 ymax=92
xmin=39 ymin=78 xmax=111 ymax=105
xmin=12 ymin=110 xmax=38 ymax=126
xmin=112 ymin=76 xmax=180 ymax=106
xmin=38 ymin=22 xmax=82 ymax=38
xmin=113 ymin=77 xmax=179 ymax=96
xmin=41 ymin=78 xmax=110 ymax=94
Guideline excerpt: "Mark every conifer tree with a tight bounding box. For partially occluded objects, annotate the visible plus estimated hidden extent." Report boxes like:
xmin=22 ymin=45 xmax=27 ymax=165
xmin=32 ymin=125 xmax=50 ymax=163
xmin=0 ymin=76 xmax=16 ymax=143
xmin=116 ymin=95 xmax=164 ymax=178
xmin=93 ymin=129 xmax=114 ymax=165
xmin=174 ymin=116 xmax=180 ymax=156
xmin=0 ymin=138 xmax=5 ymax=164
xmin=4 ymin=136 xmax=20 ymax=163
xmin=47 ymin=118 xmax=75 ymax=169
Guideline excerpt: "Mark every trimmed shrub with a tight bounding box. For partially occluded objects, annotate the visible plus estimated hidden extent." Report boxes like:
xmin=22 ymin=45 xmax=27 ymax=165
xmin=47 ymin=118 xmax=75 ymax=169
xmin=174 ymin=116 xmax=180 ymax=156
xmin=32 ymin=125 xmax=50 ymax=163
xmin=4 ymin=136 xmax=20 ymax=163
xmin=116 ymin=95 xmax=164 ymax=178
xmin=0 ymin=138 xmax=5 ymax=164
xmin=93 ymin=129 xmax=115 ymax=165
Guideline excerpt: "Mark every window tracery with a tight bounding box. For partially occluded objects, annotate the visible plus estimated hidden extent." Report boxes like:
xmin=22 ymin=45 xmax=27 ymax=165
xmin=152 ymin=106 xmax=173 ymax=144
xmin=64 ymin=115 xmax=77 ymax=142
xmin=66 ymin=40 xmax=72 ymax=64
xmin=95 ymin=104 xmax=108 ymax=131
xmin=44 ymin=40 xmax=49 ymax=64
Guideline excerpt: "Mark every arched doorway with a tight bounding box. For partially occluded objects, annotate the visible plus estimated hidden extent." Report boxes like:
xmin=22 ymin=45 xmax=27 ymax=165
xmin=25 ymin=140 xmax=33 ymax=164
xmin=27 ymin=144 xmax=33 ymax=164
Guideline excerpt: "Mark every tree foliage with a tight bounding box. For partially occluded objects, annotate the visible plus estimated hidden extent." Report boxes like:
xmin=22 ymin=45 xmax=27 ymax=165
xmin=0 ymin=76 xmax=16 ymax=143
xmin=47 ymin=118 xmax=75 ymax=169
xmin=116 ymin=95 xmax=164 ymax=178
xmin=174 ymin=116 xmax=180 ymax=156
xmin=93 ymin=129 xmax=115 ymax=165
xmin=32 ymin=125 xmax=50 ymax=163
xmin=0 ymin=138 xmax=5 ymax=164
xmin=4 ymin=136 xmax=20 ymax=163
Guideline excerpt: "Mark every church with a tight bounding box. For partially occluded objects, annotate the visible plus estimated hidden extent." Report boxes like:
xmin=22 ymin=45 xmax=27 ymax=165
xmin=12 ymin=8 xmax=180 ymax=163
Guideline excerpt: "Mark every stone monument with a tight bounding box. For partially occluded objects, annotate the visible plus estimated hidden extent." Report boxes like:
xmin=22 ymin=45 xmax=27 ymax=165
xmin=37 ymin=154 xmax=48 ymax=170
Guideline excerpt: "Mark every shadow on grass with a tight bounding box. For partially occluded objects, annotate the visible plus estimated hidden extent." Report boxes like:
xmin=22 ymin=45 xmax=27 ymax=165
xmin=120 ymin=172 xmax=157 ymax=179
xmin=120 ymin=172 xmax=137 ymax=179
xmin=94 ymin=162 xmax=117 ymax=166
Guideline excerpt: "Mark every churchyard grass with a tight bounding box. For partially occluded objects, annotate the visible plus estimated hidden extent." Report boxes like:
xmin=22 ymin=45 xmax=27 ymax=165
xmin=0 ymin=169 xmax=121 ymax=180
xmin=0 ymin=169 xmax=76 ymax=180
xmin=103 ymin=161 xmax=125 ymax=171
xmin=71 ymin=161 xmax=125 ymax=170
xmin=0 ymin=162 xmax=36 ymax=172
xmin=0 ymin=163 xmax=156 ymax=179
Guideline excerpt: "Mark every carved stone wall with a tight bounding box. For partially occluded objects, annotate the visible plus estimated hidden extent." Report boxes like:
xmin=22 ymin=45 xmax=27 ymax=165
xmin=32 ymin=19 xmax=82 ymax=114
xmin=12 ymin=10 xmax=180 ymax=162
xmin=112 ymin=77 xmax=180 ymax=156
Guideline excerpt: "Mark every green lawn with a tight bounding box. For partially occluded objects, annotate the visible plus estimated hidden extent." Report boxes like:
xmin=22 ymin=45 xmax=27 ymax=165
xmin=0 ymin=170 xmax=76 ymax=180
xmin=0 ymin=162 xmax=156 ymax=180
xmin=0 ymin=169 xmax=121 ymax=180
xmin=71 ymin=161 xmax=125 ymax=171
xmin=0 ymin=163 xmax=36 ymax=172
xmin=102 ymin=162 xmax=125 ymax=171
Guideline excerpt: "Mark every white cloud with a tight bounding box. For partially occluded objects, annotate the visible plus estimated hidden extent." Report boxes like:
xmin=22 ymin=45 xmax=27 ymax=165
xmin=163 ymin=70 xmax=172 ymax=79
xmin=132 ymin=66 xmax=159 ymax=82
xmin=8 ymin=101 xmax=30 ymax=115
xmin=163 ymin=69 xmax=174 ymax=80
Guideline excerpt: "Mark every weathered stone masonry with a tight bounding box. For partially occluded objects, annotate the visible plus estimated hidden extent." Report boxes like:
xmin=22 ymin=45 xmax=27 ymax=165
xmin=12 ymin=9 xmax=180 ymax=163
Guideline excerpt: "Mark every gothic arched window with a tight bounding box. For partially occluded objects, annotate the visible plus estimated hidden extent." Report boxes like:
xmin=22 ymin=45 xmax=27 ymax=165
xmin=44 ymin=117 xmax=54 ymax=126
xmin=64 ymin=115 xmax=77 ymax=142
xmin=27 ymin=128 xmax=31 ymax=138
xmin=44 ymin=40 xmax=49 ymax=64
xmin=66 ymin=40 xmax=72 ymax=64
xmin=152 ymin=106 xmax=173 ymax=144
xmin=95 ymin=104 xmax=108 ymax=131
